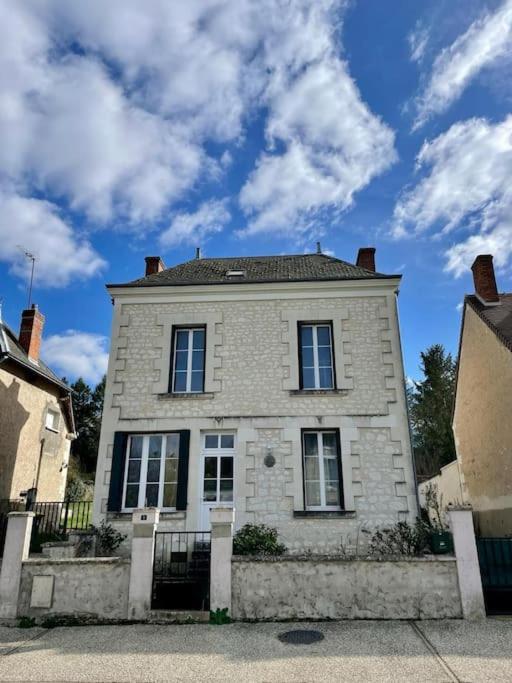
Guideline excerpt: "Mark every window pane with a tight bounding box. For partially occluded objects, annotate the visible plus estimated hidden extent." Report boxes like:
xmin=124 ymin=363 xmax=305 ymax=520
xmin=164 ymin=458 xmax=178 ymax=482
xmin=191 ymin=371 xmax=203 ymax=392
xmin=203 ymin=479 xmax=217 ymax=502
xmin=301 ymin=367 xmax=315 ymax=389
xmin=192 ymin=329 xmax=205 ymax=350
xmin=166 ymin=434 xmax=179 ymax=458
xmin=325 ymin=456 xmax=339 ymax=481
xmin=300 ymin=325 xmax=313 ymax=346
xmin=192 ymin=350 xmax=204 ymax=371
xmin=173 ymin=371 xmax=187 ymax=392
xmin=129 ymin=436 xmax=143 ymax=459
xmin=145 ymin=483 xmax=159 ymax=507
xmin=325 ymin=482 xmax=340 ymax=506
xmin=204 ymin=456 xmax=217 ymax=478
xmin=301 ymin=347 xmax=314 ymax=368
xmin=163 ymin=483 xmax=177 ymax=508
xmin=305 ymin=481 xmax=321 ymax=507
xmin=125 ymin=484 xmax=139 ymax=508
xmin=317 ymin=346 xmax=332 ymax=368
xmin=127 ymin=459 xmax=141 ymax=483
xmin=148 ymin=435 xmax=162 ymax=459
xmin=146 ymin=458 xmax=160 ymax=483
xmin=220 ymin=434 xmax=234 ymax=449
xmin=319 ymin=366 xmax=333 ymax=388
xmin=205 ymin=435 xmax=218 ymax=449
xmin=304 ymin=456 xmax=319 ymax=480
xmin=176 ymin=330 xmax=189 ymax=350
xmin=322 ymin=433 xmax=337 ymax=456
xmin=317 ymin=326 xmax=331 ymax=346
xmin=304 ymin=432 xmax=318 ymax=456
xmin=220 ymin=456 xmax=233 ymax=478
xmin=175 ymin=350 xmax=188 ymax=371
xmin=220 ymin=479 xmax=233 ymax=502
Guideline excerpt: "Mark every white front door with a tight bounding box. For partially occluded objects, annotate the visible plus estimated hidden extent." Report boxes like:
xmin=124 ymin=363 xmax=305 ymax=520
xmin=199 ymin=433 xmax=235 ymax=530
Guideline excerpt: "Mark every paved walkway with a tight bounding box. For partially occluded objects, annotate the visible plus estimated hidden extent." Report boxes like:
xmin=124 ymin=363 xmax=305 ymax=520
xmin=0 ymin=619 xmax=511 ymax=682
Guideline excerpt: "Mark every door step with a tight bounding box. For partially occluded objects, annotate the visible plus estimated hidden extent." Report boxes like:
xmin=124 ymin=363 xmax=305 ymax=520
xmin=148 ymin=609 xmax=210 ymax=624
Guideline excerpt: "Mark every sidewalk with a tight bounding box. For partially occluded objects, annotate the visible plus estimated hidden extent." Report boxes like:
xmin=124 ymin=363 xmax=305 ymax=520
xmin=1 ymin=619 xmax=511 ymax=682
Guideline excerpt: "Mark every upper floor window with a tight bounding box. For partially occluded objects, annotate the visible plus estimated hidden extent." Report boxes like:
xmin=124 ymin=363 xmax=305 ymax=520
xmin=299 ymin=323 xmax=334 ymax=390
xmin=45 ymin=408 xmax=60 ymax=432
xmin=172 ymin=327 xmax=205 ymax=393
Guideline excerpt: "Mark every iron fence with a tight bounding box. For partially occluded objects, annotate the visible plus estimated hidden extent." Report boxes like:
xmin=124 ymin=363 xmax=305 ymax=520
xmin=152 ymin=531 xmax=211 ymax=610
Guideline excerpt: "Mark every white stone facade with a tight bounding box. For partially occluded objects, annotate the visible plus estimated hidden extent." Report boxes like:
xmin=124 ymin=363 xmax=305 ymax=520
xmin=93 ymin=278 xmax=417 ymax=553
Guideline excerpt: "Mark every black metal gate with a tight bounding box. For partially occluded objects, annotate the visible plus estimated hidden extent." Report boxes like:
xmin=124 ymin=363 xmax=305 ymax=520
xmin=152 ymin=531 xmax=211 ymax=611
xmin=477 ymin=537 xmax=512 ymax=615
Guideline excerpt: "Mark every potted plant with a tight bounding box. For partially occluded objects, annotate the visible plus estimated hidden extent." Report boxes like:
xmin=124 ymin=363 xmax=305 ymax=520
xmin=423 ymin=483 xmax=453 ymax=554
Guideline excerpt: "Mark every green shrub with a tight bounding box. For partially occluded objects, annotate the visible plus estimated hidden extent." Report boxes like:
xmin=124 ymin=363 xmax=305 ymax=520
xmin=18 ymin=616 xmax=36 ymax=629
xmin=233 ymin=523 xmax=286 ymax=556
xmin=368 ymin=519 xmax=430 ymax=557
xmin=91 ymin=521 xmax=126 ymax=556
xmin=209 ymin=608 xmax=231 ymax=625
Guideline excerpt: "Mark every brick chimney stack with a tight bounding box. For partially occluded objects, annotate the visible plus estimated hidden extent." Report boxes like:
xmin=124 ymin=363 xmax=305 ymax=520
xmin=356 ymin=247 xmax=376 ymax=273
xmin=19 ymin=304 xmax=45 ymax=362
xmin=471 ymin=254 xmax=499 ymax=304
xmin=145 ymin=256 xmax=165 ymax=276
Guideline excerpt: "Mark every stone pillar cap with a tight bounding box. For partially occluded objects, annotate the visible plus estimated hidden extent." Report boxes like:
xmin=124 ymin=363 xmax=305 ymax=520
xmin=210 ymin=507 xmax=235 ymax=524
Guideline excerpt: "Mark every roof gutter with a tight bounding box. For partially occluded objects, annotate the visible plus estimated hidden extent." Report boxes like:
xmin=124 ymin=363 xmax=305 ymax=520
xmin=2 ymin=352 xmax=71 ymax=393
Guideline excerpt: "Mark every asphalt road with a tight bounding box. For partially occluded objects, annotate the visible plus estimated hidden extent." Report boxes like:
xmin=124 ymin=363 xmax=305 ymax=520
xmin=1 ymin=619 xmax=511 ymax=682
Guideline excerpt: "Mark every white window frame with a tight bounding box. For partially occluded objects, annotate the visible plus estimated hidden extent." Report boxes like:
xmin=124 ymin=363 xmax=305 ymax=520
xmin=302 ymin=430 xmax=342 ymax=511
xmin=172 ymin=327 xmax=205 ymax=394
xmin=45 ymin=409 xmax=60 ymax=432
xmin=122 ymin=433 xmax=180 ymax=512
xmin=200 ymin=432 xmax=236 ymax=505
xmin=299 ymin=323 xmax=334 ymax=390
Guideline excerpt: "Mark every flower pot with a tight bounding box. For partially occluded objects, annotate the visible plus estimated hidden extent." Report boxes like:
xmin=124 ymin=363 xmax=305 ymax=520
xmin=430 ymin=530 xmax=453 ymax=554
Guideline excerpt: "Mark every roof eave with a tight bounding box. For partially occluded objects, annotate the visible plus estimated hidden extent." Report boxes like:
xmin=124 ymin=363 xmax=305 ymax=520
xmin=2 ymin=351 xmax=71 ymax=394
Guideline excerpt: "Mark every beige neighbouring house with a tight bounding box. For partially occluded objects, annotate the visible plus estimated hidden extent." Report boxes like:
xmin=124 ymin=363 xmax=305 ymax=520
xmin=93 ymin=246 xmax=418 ymax=554
xmin=0 ymin=305 xmax=75 ymax=502
xmin=420 ymin=254 xmax=512 ymax=536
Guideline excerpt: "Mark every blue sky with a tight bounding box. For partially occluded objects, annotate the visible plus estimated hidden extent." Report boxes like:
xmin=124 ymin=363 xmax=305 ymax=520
xmin=1 ymin=0 xmax=511 ymax=384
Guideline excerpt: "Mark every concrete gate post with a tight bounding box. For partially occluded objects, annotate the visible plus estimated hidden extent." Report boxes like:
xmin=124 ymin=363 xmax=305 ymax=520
xmin=0 ymin=512 xmax=35 ymax=619
xmin=210 ymin=507 xmax=235 ymax=614
xmin=128 ymin=508 xmax=160 ymax=620
xmin=448 ymin=507 xmax=486 ymax=619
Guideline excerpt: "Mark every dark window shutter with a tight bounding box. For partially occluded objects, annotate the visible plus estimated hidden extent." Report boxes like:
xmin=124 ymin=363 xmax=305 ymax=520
xmin=176 ymin=430 xmax=190 ymax=510
xmin=107 ymin=432 xmax=128 ymax=512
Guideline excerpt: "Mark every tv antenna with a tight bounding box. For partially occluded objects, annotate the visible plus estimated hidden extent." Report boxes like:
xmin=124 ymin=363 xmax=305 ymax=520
xmin=17 ymin=246 xmax=36 ymax=308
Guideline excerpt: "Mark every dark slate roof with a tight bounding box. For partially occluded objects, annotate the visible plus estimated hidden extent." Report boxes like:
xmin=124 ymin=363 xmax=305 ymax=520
xmin=112 ymin=253 xmax=399 ymax=288
xmin=0 ymin=320 xmax=70 ymax=392
xmin=466 ymin=294 xmax=512 ymax=352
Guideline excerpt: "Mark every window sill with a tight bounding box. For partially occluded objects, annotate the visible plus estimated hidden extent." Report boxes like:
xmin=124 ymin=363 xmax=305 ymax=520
xmin=157 ymin=392 xmax=214 ymax=400
xmin=289 ymin=389 xmax=348 ymax=397
xmin=107 ymin=510 xmax=186 ymax=521
xmin=293 ymin=510 xmax=356 ymax=519
xmin=44 ymin=426 xmax=60 ymax=434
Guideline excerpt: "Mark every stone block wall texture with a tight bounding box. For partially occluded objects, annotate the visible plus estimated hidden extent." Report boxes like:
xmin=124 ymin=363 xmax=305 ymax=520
xmin=231 ymin=557 xmax=462 ymax=620
xmin=0 ymin=366 xmax=70 ymax=501
xmin=18 ymin=558 xmax=130 ymax=620
xmin=94 ymin=287 xmax=417 ymax=550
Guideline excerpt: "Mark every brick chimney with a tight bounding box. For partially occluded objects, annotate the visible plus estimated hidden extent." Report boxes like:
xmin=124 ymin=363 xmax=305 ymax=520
xmin=19 ymin=304 xmax=45 ymax=362
xmin=144 ymin=256 xmax=165 ymax=276
xmin=471 ymin=254 xmax=499 ymax=304
xmin=356 ymin=247 xmax=376 ymax=272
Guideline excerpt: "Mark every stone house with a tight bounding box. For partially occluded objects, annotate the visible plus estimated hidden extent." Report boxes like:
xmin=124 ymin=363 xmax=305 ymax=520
xmin=0 ymin=305 xmax=75 ymax=502
xmin=449 ymin=255 xmax=512 ymax=536
xmin=93 ymin=247 xmax=418 ymax=553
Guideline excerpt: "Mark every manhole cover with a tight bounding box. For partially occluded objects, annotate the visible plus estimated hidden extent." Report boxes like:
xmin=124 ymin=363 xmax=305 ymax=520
xmin=278 ymin=630 xmax=325 ymax=645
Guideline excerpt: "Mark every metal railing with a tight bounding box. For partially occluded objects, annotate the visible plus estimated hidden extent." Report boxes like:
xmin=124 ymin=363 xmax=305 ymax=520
xmin=29 ymin=500 xmax=93 ymax=550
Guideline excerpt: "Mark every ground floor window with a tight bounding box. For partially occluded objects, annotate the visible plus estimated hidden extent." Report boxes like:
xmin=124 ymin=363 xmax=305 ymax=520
xmin=123 ymin=433 xmax=180 ymax=510
xmin=302 ymin=430 xmax=343 ymax=510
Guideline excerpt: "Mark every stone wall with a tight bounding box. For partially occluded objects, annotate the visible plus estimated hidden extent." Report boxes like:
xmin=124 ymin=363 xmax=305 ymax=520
xmin=18 ymin=558 xmax=130 ymax=621
xmin=231 ymin=556 xmax=462 ymax=620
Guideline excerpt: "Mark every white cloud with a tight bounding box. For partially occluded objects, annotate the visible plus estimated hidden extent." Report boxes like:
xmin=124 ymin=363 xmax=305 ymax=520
xmin=392 ymin=116 xmax=512 ymax=276
xmin=42 ymin=330 xmax=109 ymax=384
xmin=0 ymin=191 xmax=105 ymax=287
xmin=414 ymin=0 xmax=512 ymax=128
xmin=408 ymin=24 xmax=429 ymax=64
xmin=240 ymin=35 xmax=397 ymax=235
xmin=160 ymin=199 xmax=231 ymax=248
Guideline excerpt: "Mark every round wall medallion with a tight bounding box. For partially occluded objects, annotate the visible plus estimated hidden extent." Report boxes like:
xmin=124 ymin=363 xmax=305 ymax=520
xmin=278 ymin=630 xmax=325 ymax=645
xmin=264 ymin=454 xmax=276 ymax=468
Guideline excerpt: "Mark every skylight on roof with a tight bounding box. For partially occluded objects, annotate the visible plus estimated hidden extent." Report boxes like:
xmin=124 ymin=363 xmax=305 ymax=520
xmin=226 ymin=270 xmax=246 ymax=278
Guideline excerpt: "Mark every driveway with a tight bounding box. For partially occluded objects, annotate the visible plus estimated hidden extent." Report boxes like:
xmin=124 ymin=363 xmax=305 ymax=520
xmin=0 ymin=619 xmax=511 ymax=682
